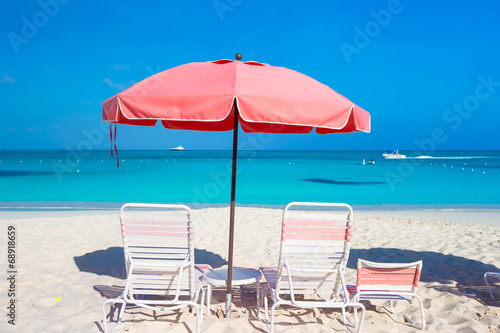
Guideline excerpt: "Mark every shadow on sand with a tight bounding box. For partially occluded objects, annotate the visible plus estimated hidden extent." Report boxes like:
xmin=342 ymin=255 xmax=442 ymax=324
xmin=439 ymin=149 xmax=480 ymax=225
xmin=348 ymin=248 xmax=499 ymax=304
xmin=74 ymin=246 xmax=227 ymax=279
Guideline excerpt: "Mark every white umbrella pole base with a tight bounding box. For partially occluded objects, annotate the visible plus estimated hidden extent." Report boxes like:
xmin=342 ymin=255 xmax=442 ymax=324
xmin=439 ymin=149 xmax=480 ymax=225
xmin=225 ymin=293 xmax=232 ymax=319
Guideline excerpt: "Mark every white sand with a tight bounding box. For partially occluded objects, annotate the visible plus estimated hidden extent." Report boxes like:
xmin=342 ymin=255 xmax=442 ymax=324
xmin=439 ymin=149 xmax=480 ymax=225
xmin=1 ymin=207 xmax=499 ymax=332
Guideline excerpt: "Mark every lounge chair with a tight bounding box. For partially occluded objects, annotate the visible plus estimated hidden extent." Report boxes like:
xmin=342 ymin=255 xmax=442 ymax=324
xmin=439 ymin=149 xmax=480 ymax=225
xmin=101 ymin=203 xmax=208 ymax=333
xmin=484 ymin=272 xmax=500 ymax=299
xmin=348 ymin=259 xmax=425 ymax=330
xmin=260 ymin=202 xmax=365 ymax=333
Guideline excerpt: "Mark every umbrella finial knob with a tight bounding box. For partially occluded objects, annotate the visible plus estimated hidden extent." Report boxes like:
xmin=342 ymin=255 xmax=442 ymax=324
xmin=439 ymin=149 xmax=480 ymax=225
xmin=235 ymin=53 xmax=242 ymax=61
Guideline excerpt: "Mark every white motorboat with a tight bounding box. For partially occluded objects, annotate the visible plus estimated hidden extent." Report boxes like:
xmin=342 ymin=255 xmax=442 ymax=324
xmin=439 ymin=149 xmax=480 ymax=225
xmin=170 ymin=145 xmax=185 ymax=151
xmin=383 ymin=150 xmax=406 ymax=159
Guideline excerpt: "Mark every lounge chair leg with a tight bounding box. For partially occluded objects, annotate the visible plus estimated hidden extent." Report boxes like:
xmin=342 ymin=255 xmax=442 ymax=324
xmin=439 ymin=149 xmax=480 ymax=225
xmin=101 ymin=300 xmax=111 ymax=333
xmin=356 ymin=303 xmax=365 ymax=333
xmin=342 ymin=303 xmax=364 ymax=333
xmin=102 ymin=298 xmax=125 ymax=333
xmin=342 ymin=306 xmax=354 ymax=330
xmin=256 ymin=279 xmax=261 ymax=319
xmin=485 ymin=272 xmax=496 ymax=300
xmin=200 ymin=288 xmax=205 ymax=322
xmin=352 ymin=302 xmax=358 ymax=328
xmin=193 ymin=303 xmax=201 ymax=333
xmin=117 ymin=300 xmax=126 ymax=324
xmin=263 ymin=286 xmax=269 ymax=323
xmin=269 ymin=303 xmax=279 ymax=333
xmin=389 ymin=300 xmax=395 ymax=314
xmin=389 ymin=299 xmax=425 ymax=330
xmin=206 ymin=283 xmax=212 ymax=316
xmin=415 ymin=295 xmax=426 ymax=330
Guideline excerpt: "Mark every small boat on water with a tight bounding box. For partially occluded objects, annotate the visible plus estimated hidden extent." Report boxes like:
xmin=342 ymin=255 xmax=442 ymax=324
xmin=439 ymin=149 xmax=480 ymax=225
xmin=383 ymin=150 xmax=406 ymax=159
xmin=170 ymin=145 xmax=185 ymax=151
xmin=367 ymin=159 xmax=375 ymax=164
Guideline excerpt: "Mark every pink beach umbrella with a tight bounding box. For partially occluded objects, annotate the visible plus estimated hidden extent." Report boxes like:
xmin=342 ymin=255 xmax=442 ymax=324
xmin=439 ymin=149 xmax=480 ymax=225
xmin=102 ymin=53 xmax=371 ymax=317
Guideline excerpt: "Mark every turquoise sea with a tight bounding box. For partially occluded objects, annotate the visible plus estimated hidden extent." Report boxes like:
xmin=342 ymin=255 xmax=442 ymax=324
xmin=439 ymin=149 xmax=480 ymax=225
xmin=0 ymin=150 xmax=499 ymax=210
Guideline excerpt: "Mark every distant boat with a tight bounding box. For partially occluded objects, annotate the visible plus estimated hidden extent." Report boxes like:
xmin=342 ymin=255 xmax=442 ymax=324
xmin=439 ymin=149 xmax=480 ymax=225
xmin=383 ymin=150 xmax=406 ymax=159
xmin=170 ymin=145 xmax=185 ymax=151
xmin=367 ymin=159 xmax=375 ymax=164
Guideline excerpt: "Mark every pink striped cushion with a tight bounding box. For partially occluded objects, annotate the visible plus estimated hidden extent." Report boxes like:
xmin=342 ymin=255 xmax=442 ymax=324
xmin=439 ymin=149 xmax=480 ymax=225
xmin=357 ymin=268 xmax=421 ymax=287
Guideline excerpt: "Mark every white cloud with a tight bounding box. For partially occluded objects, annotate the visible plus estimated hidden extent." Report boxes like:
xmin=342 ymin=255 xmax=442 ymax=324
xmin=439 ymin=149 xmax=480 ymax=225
xmin=103 ymin=78 xmax=126 ymax=91
xmin=102 ymin=78 xmax=135 ymax=91
xmin=0 ymin=74 xmax=16 ymax=84
xmin=113 ymin=64 xmax=131 ymax=70
xmin=26 ymin=127 xmax=43 ymax=132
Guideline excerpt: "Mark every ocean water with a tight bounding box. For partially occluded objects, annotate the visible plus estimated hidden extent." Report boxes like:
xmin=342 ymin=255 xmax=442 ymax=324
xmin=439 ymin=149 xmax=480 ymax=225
xmin=0 ymin=150 xmax=499 ymax=210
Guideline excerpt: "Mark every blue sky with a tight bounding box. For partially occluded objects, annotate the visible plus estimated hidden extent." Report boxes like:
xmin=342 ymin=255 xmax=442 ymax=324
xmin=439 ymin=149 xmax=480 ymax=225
xmin=1 ymin=0 xmax=499 ymax=151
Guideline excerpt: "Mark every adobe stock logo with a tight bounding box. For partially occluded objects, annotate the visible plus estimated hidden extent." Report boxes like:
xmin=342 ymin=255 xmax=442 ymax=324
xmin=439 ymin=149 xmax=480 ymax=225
xmin=212 ymin=0 xmax=243 ymax=22
xmin=7 ymin=0 xmax=70 ymax=54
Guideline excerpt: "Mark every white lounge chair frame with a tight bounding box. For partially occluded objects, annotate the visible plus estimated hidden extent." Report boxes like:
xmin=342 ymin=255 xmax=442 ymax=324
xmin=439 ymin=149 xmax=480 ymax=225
xmin=260 ymin=202 xmax=365 ymax=333
xmin=101 ymin=203 xmax=205 ymax=333
xmin=349 ymin=259 xmax=425 ymax=330
xmin=484 ymin=272 xmax=500 ymax=299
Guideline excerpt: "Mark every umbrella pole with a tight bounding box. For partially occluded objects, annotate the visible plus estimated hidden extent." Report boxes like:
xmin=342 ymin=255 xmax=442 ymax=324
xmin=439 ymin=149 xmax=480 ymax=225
xmin=226 ymin=105 xmax=239 ymax=319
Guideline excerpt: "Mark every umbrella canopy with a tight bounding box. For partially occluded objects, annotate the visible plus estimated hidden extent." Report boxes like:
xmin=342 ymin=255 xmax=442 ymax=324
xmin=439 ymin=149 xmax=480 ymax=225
xmin=102 ymin=55 xmax=370 ymax=317
xmin=103 ymin=58 xmax=370 ymax=134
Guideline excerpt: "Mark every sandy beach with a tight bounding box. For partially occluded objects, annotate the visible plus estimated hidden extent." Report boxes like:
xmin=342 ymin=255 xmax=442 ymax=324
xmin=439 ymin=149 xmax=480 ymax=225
xmin=1 ymin=207 xmax=499 ymax=332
